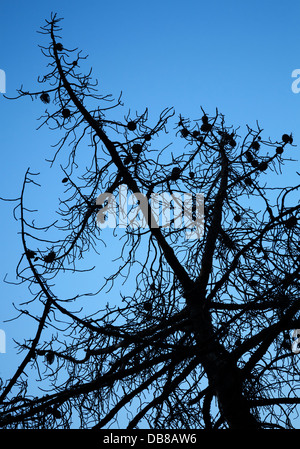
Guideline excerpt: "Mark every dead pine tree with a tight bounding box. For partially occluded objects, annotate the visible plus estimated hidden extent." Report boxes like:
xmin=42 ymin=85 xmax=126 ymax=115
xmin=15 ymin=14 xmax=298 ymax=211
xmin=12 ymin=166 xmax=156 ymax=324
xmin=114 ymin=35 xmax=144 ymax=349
xmin=0 ymin=14 xmax=300 ymax=430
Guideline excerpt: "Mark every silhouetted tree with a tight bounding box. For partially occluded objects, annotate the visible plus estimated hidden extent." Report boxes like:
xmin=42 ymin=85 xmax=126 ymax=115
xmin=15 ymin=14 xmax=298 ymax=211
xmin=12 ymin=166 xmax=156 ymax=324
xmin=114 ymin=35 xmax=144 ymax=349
xmin=1 ymin=14 xmax=300 ymax=430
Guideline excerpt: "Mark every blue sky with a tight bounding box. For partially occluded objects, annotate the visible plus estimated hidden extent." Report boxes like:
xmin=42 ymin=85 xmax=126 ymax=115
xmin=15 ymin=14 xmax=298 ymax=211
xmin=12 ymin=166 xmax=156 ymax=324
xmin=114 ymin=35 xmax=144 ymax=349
xmin=0 ymin=0 xmax=300 ymax=426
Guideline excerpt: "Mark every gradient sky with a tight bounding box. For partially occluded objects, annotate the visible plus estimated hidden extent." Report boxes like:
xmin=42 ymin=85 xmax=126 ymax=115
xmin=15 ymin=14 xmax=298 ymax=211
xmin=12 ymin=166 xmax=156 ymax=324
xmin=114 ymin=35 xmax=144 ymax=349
xmin=0 ymin=0 xmax=300 ymax=427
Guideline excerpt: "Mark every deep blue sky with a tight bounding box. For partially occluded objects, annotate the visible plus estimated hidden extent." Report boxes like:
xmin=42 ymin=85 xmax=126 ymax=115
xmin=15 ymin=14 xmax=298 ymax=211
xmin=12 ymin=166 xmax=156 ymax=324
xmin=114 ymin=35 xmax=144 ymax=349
xmin=0 ymin=0 xmax=300 ymax=426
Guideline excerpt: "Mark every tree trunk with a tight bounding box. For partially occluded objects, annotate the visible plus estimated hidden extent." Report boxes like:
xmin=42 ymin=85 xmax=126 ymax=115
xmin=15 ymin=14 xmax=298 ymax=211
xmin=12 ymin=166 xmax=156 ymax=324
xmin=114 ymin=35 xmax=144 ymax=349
xmin=188 ymin=298 xmax=260 ymax=429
